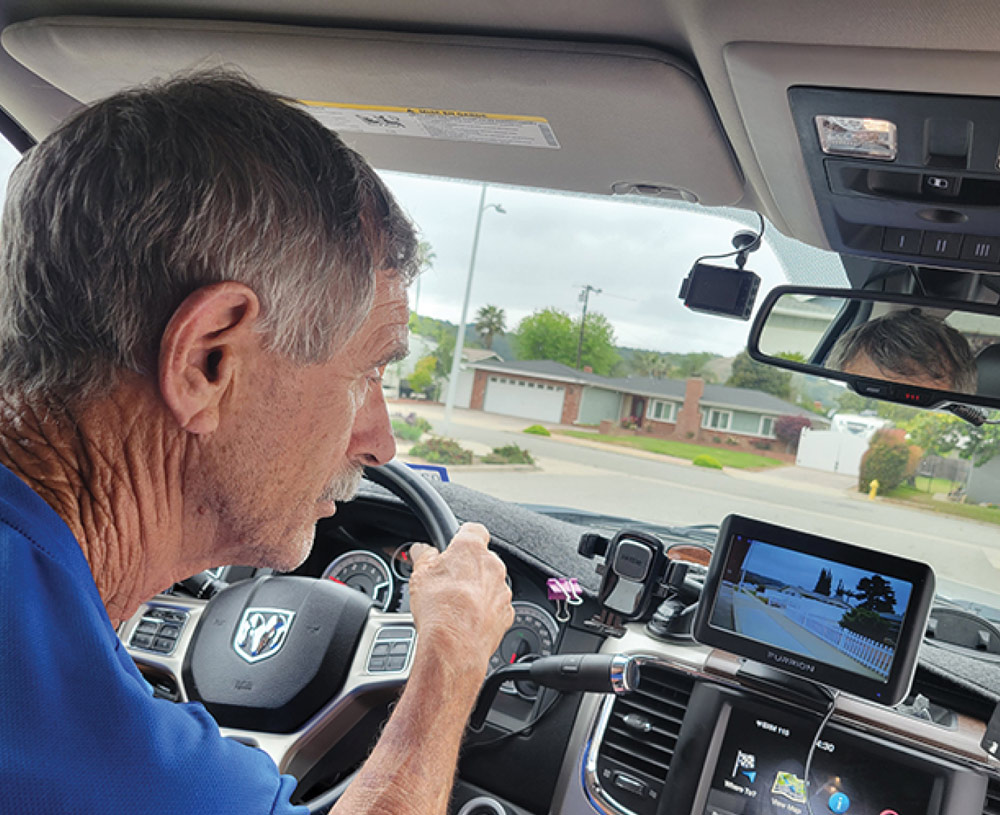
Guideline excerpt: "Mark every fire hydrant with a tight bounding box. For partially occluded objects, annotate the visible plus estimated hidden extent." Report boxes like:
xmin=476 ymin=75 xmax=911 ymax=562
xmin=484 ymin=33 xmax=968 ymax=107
xmin=868 ymin=479 xmax=880 ymax=500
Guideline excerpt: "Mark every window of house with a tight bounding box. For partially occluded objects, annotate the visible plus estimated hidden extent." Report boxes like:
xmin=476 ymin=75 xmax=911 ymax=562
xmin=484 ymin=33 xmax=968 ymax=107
xmin=760 ymin=416 xmax=777 ymax=438
xmin=647 ymin=400 xmax=677 ymax=422
xmin=702 ymin=409 xmax=731 ymax=431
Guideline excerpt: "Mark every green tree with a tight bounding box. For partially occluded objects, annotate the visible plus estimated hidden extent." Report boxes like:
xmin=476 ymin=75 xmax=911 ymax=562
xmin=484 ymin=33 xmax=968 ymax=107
xmin=514 ymin=308 xmax=621 ymax=375
xmin=416 ymin=240 xmax=436 ymax=271
xmin=776 ymin=351 xmax=808 ymax=363
xmin=726 ymin=351 xmax=793 ymax=399
xmin=474 ymin=305 xmax=507 ymax=350
xmin=575 ymin=312 xmax=621 ymax=375
xmin=431 ymin=325 xmax=456 ymax=380
xmin=408 ymin=355 xmax=438 ymax=397
xmin=669 ymin=352 xmax=719 ymax=381
xmin=902 ymin=412 xmax=965 ymax=458
xmin=835 ymin=390 xmax=922 ymax=423
xmin=631 ymin=350 xmax=671 ymax=378
xmin=515 ymin=308 xmax=575 ymax=362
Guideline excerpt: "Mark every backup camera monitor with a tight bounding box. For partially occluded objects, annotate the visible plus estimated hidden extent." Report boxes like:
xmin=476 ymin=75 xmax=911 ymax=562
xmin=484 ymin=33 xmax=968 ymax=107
xmin=693 ymin=515 xmax=934 ymax=705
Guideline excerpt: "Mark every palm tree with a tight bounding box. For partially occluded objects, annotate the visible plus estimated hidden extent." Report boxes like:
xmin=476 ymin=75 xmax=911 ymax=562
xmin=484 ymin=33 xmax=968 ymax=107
xmin=412 ymin=240 xmax=436 ymax=314
xmin=631 ymin=350 xmax=672 ymax=379
xmin=474 ymin=305 xmax=507 ymax=350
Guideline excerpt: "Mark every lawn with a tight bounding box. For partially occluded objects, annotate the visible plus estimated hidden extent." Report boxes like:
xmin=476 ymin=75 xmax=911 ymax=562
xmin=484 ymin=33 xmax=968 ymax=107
xmin=910 ymin=476 xmax=961 ymax=494
xmin=885 ymin=484 xmax=1000 ymax=527
xmin=555 ymin=430 xmax=786 ymax=469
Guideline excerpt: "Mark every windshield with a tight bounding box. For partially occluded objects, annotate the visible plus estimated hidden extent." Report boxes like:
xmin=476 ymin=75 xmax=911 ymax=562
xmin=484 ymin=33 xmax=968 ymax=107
xmin=380 ymin=170 xmax=1000 ymax=612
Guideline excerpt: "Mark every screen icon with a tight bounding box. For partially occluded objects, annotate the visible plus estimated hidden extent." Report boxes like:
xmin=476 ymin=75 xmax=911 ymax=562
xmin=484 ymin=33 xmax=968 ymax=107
xmin=732 ymin=751 xmax=757 ymax=783
xmin=828 ymin=792 xmax=851 ymax=813
xmin=772 ymin=771 xmax=806 ymax=803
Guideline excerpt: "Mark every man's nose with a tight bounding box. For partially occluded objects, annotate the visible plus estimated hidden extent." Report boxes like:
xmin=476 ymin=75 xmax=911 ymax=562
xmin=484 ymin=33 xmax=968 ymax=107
xmin=348 ymin=382 xmax=396 ymax=466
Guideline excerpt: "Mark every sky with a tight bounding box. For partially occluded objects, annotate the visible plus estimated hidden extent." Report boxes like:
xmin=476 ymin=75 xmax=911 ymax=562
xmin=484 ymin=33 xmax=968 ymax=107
xmin=742 ymin=540 xmax=912 ymax=613
xmin=0 ymin=135 xmax=844 ymax=359
xmin=380 ymin=171 xmax=845 ymax=357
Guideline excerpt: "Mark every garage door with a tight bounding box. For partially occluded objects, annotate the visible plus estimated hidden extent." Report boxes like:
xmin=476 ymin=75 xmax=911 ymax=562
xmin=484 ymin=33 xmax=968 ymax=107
xmin=483 ymin=376 xmax=565 ymax=423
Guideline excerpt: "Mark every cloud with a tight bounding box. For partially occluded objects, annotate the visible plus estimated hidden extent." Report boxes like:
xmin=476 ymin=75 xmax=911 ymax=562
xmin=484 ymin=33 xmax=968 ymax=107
xmin=384 ymin=172 xmax=835 ymax=356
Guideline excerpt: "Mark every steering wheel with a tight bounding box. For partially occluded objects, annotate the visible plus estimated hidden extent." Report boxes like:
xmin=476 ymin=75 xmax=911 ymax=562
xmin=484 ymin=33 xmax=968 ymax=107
xmin=120 ymin=459 xmax=458 ymax=801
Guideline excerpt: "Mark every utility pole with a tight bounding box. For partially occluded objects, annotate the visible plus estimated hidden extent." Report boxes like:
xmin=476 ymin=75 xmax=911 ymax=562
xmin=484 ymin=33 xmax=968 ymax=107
xmin=575 ymin=284 xmax=602 ymax=369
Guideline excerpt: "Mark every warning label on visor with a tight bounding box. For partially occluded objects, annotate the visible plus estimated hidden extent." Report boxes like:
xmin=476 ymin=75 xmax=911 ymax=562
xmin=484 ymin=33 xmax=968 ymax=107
xmin=299 ymin=101 xmax=560 ymax=149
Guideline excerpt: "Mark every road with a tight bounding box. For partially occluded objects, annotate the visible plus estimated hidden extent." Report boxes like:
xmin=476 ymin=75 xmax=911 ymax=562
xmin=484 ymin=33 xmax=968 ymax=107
xmin=729 ymin=591 xmax=883 ymax=679
xmin=392 ymin=403 xmax=1000 ymax=603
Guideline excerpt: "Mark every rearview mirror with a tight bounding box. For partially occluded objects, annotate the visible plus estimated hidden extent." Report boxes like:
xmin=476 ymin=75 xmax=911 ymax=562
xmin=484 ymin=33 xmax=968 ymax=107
xmin=748 ymin=286 xmax=1000 ymax=412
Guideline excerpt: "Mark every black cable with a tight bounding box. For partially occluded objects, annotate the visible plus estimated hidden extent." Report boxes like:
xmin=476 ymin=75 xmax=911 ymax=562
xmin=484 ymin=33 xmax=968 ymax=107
xmin=803 ymin=688 xmax=840 ymax=815
xmin=691 ymin=213 xmax=766 ymax=267
xmin=466 ymin=692 xmax=563 ymax=750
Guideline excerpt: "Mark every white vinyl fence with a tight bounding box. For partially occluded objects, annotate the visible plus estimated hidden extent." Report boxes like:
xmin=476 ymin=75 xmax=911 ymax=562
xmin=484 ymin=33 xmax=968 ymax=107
xmin=787 ymin=609 xmax=893 ymax=678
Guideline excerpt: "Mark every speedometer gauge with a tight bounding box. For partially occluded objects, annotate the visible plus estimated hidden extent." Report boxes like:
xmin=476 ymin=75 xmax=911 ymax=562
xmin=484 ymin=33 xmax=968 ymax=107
xmin=489 ymin=601 xmax=560 ymax=700
xmin=322 ymin=551 xmax=394 ymax=611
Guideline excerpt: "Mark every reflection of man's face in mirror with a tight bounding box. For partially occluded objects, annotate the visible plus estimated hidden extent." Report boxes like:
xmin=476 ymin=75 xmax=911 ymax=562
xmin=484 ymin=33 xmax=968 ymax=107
xmin=829 ymin=309 xmax=977 ymax=395
xmin=839 ymin=352 xmax=958 ymax=391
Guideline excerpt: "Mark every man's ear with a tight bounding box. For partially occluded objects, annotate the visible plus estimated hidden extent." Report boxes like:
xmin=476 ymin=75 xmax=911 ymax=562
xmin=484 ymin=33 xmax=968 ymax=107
xmin=158 ymin=282 xmax=261 ymax=434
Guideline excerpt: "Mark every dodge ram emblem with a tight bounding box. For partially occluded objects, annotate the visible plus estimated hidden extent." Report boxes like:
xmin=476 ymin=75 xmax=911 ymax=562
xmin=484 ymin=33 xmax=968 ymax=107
xmin=233 ymin=608 xmax=295 ymax=664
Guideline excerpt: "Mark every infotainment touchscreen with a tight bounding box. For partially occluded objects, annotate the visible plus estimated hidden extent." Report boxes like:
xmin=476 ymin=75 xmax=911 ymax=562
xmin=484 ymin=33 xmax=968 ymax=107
xmin=693 ymin=515 xmax=934 ymax=704
xmin=701 ymin=697 xmax=938 ymax=815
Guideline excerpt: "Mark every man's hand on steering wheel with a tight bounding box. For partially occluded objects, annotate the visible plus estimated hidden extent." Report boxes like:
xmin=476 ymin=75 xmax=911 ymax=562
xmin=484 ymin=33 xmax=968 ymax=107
xmin=409 ymin=523 xmax=515 ymax=683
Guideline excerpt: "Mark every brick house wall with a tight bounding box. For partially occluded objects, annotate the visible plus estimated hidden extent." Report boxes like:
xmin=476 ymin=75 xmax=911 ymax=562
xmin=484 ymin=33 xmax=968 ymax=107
xmin=561 ymin=384 xmax=583 ymax=425
xmin=470 ymin=369 xmax=489 ymax=410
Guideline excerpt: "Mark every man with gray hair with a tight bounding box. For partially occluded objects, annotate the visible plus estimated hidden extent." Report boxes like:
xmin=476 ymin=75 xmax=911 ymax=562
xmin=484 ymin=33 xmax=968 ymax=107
xmin=829 ymin=308 xmax=977 ymax=394
xmin=0 ymin=72 xmax=513 ymax=813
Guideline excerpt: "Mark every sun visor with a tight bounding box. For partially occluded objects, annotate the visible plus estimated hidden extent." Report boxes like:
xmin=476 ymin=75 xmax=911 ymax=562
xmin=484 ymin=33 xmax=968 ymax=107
xmin=1 ymin=16 xmax=743 ymax=206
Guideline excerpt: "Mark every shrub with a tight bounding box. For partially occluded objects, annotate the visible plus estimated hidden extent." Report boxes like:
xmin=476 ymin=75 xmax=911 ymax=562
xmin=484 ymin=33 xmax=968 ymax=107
xmin=391 ymin=418 xmax=423 ymax=442
xmin=712 ymin=436 xmax=723 ymax=444
xmin=523 ymin=424 xmax=551 ymax=436
xmin=775 ymin=415 xmax=812 ymax=453
xmin=859 ymin=429 xmax=910 ymax=493
xmin=693 ymin=454 xmax=723 ymax=469
xmin=482 ymin=444 xmax=535 ymax=465
xmin=409 ymin=437 xmax=473 ymax=465
xmin=840 ymin=607 xmax=891 ymax=643
xmin=751 ymin=440 xmax=772 ymax=450
xmin=725 ymin=436 xmax=739 ymax=446
xmin=394 ymin=412 xmax=432 ymax=432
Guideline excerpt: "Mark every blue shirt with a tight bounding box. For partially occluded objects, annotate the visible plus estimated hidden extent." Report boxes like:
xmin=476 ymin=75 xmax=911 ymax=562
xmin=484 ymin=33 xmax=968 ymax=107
xmin=0 ymin=463 xmax=307 ymax=814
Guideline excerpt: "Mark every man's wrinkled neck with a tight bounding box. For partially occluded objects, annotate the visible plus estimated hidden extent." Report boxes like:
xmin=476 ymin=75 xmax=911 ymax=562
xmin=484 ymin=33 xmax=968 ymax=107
xmin=0 ymin=387 xmax=182 ymax=626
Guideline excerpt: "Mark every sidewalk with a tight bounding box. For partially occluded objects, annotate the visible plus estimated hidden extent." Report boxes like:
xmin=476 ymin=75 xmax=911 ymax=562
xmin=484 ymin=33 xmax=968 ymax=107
xmin=389 ymin=400 xmax=859 ymax=501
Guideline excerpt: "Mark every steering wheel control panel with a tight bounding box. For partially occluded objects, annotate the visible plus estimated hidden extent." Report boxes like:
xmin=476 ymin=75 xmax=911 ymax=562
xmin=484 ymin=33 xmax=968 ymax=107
xmin=129 ymin=606 xmax=190 ymax=656
xmin=367 ymin=626 xmax=416 ymax=674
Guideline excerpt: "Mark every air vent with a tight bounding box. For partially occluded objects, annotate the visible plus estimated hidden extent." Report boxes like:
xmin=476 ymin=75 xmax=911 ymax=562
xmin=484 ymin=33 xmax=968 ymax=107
xmin=594 ymin=663 xmax=694 ymax=815
xmin=983 ymin=776 xmax=1000 ymax=815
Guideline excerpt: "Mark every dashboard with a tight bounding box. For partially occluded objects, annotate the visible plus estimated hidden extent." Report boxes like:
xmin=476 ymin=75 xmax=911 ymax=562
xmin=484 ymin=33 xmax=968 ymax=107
xmin=148 ymin=484 xmax=1000 ymax=815
xmin=322 ymin=488 xmax=1000 ymax=815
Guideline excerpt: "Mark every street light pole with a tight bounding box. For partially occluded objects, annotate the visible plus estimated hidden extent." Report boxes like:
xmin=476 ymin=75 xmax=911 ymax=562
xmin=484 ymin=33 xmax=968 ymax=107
xmin=442 ymin=184 xmax=505 ymax=434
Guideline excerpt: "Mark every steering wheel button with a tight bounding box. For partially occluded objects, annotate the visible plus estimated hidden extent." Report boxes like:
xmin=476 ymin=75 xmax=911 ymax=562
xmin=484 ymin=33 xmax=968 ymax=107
xmin=152 ymin=637 xmax=176 ymax=653
xmin=385 ymin=656 xmax=406 ymax=671
xmin=372 ymin=643 xmax=391 ymax=657
xmin=390 ymin=642 xmax=410 ymax=656
xmin=368 ymin=656 xmax=388 ymax=672
xmin=377 ymin=626 xmax=415 ymax=641
xmin=136 ymin=620 xmax=158 ymax=635
xmin=159 ymin=625 xmax=180 ymax=640
xmin=131 ymin=632 xmax=153 ymax=649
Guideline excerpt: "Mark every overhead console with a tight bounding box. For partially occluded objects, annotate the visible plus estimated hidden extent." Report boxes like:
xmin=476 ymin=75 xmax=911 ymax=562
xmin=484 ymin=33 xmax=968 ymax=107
xmin=790 ymin=86 xmax=1000 ymax=271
